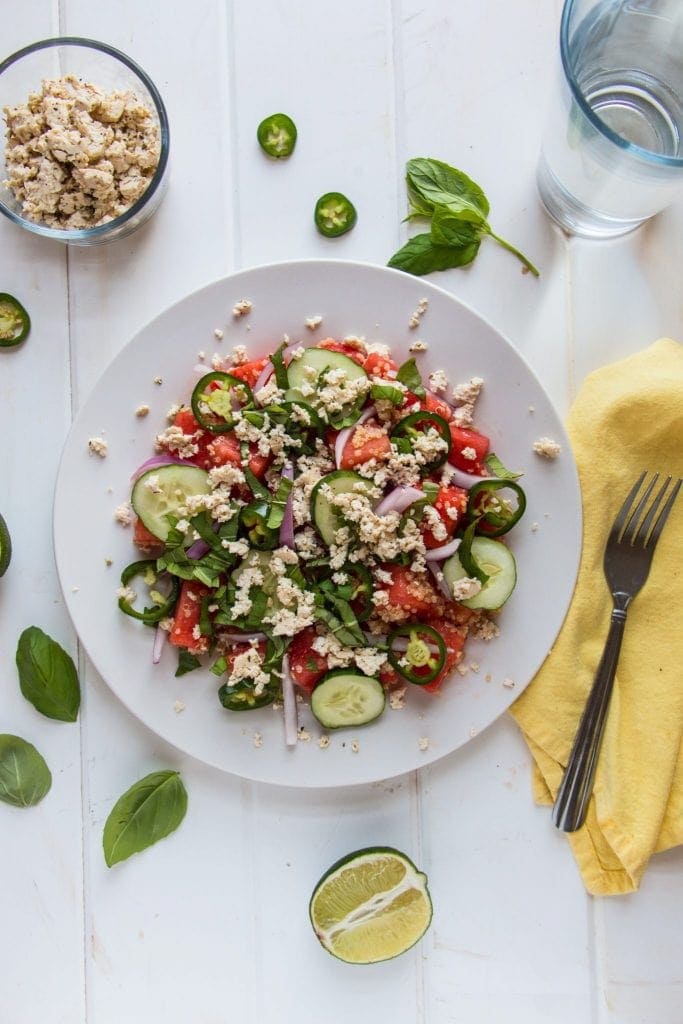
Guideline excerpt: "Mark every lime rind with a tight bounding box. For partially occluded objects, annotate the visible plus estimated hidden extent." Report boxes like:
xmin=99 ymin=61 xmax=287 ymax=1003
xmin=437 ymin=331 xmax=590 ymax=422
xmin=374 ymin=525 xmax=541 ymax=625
xmin=309 ymin=847 xmax=432 ymax=964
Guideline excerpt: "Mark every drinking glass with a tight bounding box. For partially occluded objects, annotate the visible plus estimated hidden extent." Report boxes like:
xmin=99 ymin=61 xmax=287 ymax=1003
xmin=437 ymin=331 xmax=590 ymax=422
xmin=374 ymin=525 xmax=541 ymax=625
xmin=537 ymin=0 xmax=683 ymax=238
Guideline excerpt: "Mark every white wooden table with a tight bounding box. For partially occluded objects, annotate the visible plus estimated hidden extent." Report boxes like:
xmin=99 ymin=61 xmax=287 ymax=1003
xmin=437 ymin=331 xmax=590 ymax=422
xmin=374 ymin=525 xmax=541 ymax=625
xmin=2 ymin=3 xmax=682 ymax=1022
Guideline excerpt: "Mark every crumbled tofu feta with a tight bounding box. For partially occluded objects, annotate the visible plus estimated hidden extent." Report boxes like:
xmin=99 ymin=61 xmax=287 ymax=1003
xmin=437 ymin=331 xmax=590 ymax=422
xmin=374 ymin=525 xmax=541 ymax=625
xmin=428 ymin=369 xmax=449 ymax=393
xmin=531 ymin=521 xmax=540 ymax=532
xmin=104 ymin=557 xmax=113 ymax=566
xmin=461 ymin=446 xmax=477 ymax=461
xmin=3 ymin=74 xmax=161 ymax=229
xmin=449 ymin=576 xmax=482 ymax=602
xmin=153 ymin=376 xmax=163 ymax=385
xmin=155 ymin=424 xmax=199 ymax=459
xmin=318 ymin=735 xmax=330 ymax=749
xmin=451 ymin=377 xmax=484 ymax=427
xmin=305 ymin=315 xmax=323 ymax=329
xmin=232 ymin=299 xmax=253 ymax=318
xmin=409 ymin=297 xmax=428 ymax=328
xmin=114 ymin=502 xmax=132 ymax=526
xmin=253 ymin=731 xmax=263 ymax=748
xmin=502 ymin=677 xmax=515 ymax=689
xmin=418 ymin=736 xmax=429 ymax=751
xmin=173 ymin=700 xmax=186 ymax=713
xmin=231 ymin=344 xmax=248 ymax=365
xmin=213 ymin=328 xmax=224 ymax=340
xmin=135 ymin=404 xmax=150 ymax=418
xmin=88 ymin=437 xmax=108 ymax=457
xmin=409 ymin=339 xmax=428 ymax=353
xmin=298 ymin=728 xmax=312 ymax=742
xmin=117 ymin=585 xmax=136 ymax=604
xmin=533 ymin=436 xmax=561 ymax=459
xmin=350 ymin=739 xmax=360 ymax=753
xmin=389 ymin=686 xmax=407 ymax=710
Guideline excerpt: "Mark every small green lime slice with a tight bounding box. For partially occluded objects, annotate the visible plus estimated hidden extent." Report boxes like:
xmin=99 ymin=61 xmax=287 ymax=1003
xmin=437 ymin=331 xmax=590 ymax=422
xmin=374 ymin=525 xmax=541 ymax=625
xmin=309 ymin=846 xmax=432 ymax=964
xmin=0 ymin=512 xmax=11 ymax=577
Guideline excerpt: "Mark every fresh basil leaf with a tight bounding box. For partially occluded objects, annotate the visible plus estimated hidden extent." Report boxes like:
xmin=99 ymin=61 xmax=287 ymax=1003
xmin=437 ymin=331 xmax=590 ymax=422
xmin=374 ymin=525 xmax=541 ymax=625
xmin=211 ymin=656 xmax=228 ymax=676
xmin=484 ymin=453 xmax=523 ymax=481
xmin=103 ymin=770 xmax=188 ymax=868
xmin=175 ymin=649 xmax=202 ymax=677
xmin=406 ymin=183 xmax=435 ymax=220
xmin=16 ymin=626 xmax=80 ymax=723
xmin=370 ymin=383 xmax=405 ymax=406
xmin=266 ymin=476 xmax=293 ymax=529
xmin=388 ymin=233 xmax=480 ymax=277
xmin=396 ymin=357 xmax=426 ymax=398
xmin=244 ymin=465 xmax=269 ymax=500
xmin=0 ymin=734 xmax=51 ymax=808
xmin=270 ymin=343 xmax=289 ymax=391
xmin=430 ymin=207 xmax=482 ymax=248
xmin=406 ymin=157 xmax=490 ymax=222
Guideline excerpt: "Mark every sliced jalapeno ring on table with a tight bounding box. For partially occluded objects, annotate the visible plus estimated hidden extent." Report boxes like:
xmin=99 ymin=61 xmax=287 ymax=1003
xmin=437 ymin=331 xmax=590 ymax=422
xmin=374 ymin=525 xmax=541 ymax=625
xmin=390 ymin=410 xmax=452 ymax=472
xmin=467 ymin=479 xmax=526 ymax=537
xmin=218 ymin=679 xmax=278 ymax=711
xmin=257 ymin=113 xmax=297 ymax=158
xmin=387 ymin=623 xmax=447 ymax=685
xmin=191 ymin=371 xmax=253 ymax=434
xmin=314 ymin=192 xmax=357 ymax=237
xmin=0 ymin=293 xmax=30 ymax=347
xmin=118 ymin=560 xmax=180 ymax=624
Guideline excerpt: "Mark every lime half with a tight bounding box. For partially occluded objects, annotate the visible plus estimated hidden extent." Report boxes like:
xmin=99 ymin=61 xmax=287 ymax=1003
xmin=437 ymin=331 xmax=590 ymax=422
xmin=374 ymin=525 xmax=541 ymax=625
xmin=0 ymin=513 xmax=11 ymax=577
xmin=309 ymin=847 xmax=432 ymax=964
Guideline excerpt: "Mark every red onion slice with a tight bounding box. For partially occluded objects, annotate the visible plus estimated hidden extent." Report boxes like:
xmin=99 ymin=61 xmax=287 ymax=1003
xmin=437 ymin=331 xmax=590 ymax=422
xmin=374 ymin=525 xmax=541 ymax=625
xmin=443 ymin=465 xmax=489 ymax=490
xmin=152 ymin=624 xmax=165 ymax=664
xmin=424 ymin=538 xmax=461 ymax=562
xmin=281 ymin=653 xmax=298 ymax=747
xmin=253 ymin=359 xmax=274 ymax=392
xmin=334 ymin=404 xmax=377 ymax=469
xmin=280 ymin=462 xmax=296 ymax=548
xmin=186 ymin=538 xmax=211 ymax=559
xmin=375 ymin=485 xmax=425 ymax=516
xmin=428 ymin=560 xmax=452 ymax=599
xmin=131 ymin=454 xmax=197 ymax=483
xmin=218 ymin=631 xmax=267 ymax=644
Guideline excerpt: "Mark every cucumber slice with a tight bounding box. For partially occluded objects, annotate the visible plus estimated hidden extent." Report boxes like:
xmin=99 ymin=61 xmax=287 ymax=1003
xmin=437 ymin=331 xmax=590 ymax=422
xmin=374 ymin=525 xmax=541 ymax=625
xmin=311 ymin=671 xmax=386 ymax=729
xmin=443 ymin=537 xmax=516 ymax=610
xmin=131 ymin=465 xmax=210 ymax=542
xmin=286 ymin=347 xmax=368 ymax=392
xmin=310 ymin=470 xmax=376 ymax=546
xmin=0 ymin=512 xmax=11 ymax=577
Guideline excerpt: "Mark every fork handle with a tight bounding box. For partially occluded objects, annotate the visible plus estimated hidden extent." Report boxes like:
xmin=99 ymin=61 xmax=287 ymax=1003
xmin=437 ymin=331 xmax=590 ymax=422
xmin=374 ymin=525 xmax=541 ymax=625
xmin=552 ymin=604 xmax=628 ymax=832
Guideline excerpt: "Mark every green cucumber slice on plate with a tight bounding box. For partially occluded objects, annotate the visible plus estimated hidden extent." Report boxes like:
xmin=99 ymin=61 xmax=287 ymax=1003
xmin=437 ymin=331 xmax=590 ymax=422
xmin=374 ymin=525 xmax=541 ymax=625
xmin=443 ymin=536 xmax=516 ymax=610
xmin=131 ymin=465 xmax=210 ymax=542
xmin=310 ymin=470 xmax=376 ymax=546
xmin=311 ymin=670 xmax=385 ymax=729
xmin=286 ymin=347 xmax=367 ymax=391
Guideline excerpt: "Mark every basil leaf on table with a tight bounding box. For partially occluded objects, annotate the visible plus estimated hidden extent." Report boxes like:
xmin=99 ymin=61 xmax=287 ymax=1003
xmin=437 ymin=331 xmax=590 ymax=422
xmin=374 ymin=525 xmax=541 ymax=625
xmin=0 ymin=734 xmax=52 ymax=807
xmin=389 ymin=157 xmax=539 ymax=277
xmin=175 ymin=649 xmax=202 ymax=677
xmin=103 ymin=770 xmax=188 ymax=867
xmin=406 ymin=157 xmax=490 ymax=222
xmin=388 ymin=233 xmax=479 ymax=276
xmin=16 ymin=626 xmax=81 ymax=722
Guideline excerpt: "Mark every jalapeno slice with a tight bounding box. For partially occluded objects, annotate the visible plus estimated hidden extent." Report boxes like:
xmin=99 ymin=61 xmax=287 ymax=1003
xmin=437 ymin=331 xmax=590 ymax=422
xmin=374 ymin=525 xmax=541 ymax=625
xmin=118 ymin=560 xmax=180 ymax=624
xmin=218 ymin=679 xmax=278 ymax=711
xmin=257 ymin=113 xmax=297 ymax=158
xmin=390 ymin=411 xmax=452 ymax=472
xmin=191 ymin=371 xmax=253 ymax=434
xmin=0 ymin=293 xmax=30 ymax=347
xmin=387 ymin=624 xmax=447 ymax=685
xmin=314 ymin=192 xmax=357 ymax=237
xmin=467 ymin=479 xmax=526 ymax=537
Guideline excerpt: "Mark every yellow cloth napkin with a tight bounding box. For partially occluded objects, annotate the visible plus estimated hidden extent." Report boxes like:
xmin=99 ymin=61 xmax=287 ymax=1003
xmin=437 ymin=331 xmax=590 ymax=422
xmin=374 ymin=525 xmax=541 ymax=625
xmin=510 ymin=338 xmax=683 ymax=896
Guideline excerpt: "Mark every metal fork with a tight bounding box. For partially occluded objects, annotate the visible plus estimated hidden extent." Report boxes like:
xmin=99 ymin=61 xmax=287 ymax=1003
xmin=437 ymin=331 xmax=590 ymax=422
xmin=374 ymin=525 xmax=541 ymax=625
xmin=552 ymin=471 xmax=682 ymax=833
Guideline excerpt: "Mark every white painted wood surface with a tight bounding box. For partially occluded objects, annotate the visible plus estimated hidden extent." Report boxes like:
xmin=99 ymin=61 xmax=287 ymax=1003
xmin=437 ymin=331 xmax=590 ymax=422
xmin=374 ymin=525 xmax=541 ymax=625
xmin=1 ymin=2 xmax=681 ymax=1022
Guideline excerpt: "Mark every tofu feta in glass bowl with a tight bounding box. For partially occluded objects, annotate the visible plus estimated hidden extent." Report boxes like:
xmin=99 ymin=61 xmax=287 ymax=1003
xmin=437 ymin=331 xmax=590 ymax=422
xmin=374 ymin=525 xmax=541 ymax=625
xmin=0 ymin=37 xmax=169 ymax=245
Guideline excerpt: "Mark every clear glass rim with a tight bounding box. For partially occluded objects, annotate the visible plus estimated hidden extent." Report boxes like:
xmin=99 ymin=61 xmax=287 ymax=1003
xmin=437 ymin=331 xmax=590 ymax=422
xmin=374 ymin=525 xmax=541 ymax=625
xmin=0 ymin=36 xmax=170 ymax=240
xmin=560 ymin=0 xmax=683 ymax=169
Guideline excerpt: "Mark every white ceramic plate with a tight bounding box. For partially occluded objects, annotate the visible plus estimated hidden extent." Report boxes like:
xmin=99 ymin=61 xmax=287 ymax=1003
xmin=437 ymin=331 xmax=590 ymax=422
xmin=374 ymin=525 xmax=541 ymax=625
xmin=54 ymin=260 xmax=581 ymax=787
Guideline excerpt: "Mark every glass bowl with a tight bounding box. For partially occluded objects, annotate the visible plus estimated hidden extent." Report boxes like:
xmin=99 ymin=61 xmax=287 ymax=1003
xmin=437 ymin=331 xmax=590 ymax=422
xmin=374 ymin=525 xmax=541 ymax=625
xmin=0 ymin=37 xmax=169 ymax=245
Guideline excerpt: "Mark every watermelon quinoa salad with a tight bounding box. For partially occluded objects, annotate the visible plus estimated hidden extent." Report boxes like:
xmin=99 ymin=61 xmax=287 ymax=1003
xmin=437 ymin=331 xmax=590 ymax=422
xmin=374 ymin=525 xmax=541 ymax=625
xmin=113 ymin=331 xmax=527 ymax=744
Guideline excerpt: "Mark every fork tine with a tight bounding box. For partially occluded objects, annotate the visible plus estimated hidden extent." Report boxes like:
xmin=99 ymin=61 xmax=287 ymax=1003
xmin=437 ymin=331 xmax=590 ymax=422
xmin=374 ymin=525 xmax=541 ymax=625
xmin=645 ymin=477 xmax=682 ymax=550
xmin=633 ymin=476 xmax=670 ymax=547
xmin=609 ymin=470 xmax=647 ymax=542
xmin=621 ymin=472 xmax=658 ymax=544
